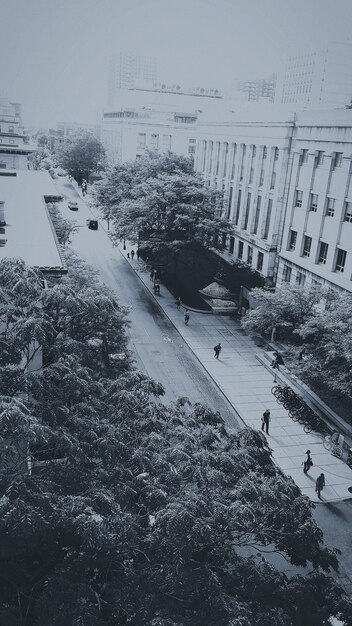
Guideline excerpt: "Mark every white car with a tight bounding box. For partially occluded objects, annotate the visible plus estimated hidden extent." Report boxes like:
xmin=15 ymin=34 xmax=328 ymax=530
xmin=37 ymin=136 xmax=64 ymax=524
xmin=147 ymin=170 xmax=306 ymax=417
xmin=68 ymin=201 xmax=79 ymax=211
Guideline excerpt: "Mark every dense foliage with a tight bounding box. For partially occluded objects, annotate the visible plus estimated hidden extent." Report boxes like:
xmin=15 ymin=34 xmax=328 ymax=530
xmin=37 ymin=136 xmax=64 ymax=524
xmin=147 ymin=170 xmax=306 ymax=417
xmin=242 ymin=284 xmax=352 ymax=402
xmin=57 ymin=130 xmax=106 ymax=187
xmin=0 ymin=260 xmax=351 ymax=625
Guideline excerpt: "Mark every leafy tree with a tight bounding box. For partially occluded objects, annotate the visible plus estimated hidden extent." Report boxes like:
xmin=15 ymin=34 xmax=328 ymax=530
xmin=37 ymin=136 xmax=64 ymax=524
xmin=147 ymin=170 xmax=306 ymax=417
xmin=1 ymin=259 xmax=352 ymax=625
xmin=46 ymin=202 xmax=78 ymax=247
xmin=57 ymin=130 xmax=106 ymax=187
xmin=94 ymin=152 xmax=231 ymax=285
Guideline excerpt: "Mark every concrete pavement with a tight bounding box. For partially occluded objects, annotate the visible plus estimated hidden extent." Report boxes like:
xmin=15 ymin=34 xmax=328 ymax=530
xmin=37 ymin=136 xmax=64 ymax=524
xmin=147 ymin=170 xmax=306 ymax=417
xmin=121 ymin=243 xmax=352 ymax=504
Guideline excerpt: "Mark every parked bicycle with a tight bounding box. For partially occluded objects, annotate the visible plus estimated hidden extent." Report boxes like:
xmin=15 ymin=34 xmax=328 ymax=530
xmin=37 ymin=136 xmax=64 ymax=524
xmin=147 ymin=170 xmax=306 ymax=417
xmin=323 ymin=432 xmax=344 ymax=458
xmin=271 ymin=384 xmax=326 ymax=434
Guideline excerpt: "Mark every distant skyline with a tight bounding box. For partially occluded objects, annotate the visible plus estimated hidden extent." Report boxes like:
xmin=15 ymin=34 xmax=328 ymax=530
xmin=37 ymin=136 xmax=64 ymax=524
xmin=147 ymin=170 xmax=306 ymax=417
xmin=1 ymin=0 xmax=352 ymax=127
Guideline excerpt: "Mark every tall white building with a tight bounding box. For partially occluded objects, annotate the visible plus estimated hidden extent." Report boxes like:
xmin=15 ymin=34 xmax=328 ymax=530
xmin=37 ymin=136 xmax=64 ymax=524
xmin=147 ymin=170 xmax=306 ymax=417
xmin=102 ymin=85 xmax=224 ymax=165
xmin=0 ymin=99 xmax=34 ymax=170
xmin=108 ymin=52 xmax=158 ymax=105
xmin=276 ymin=42 xmax=352 ymax=109
xmin=194 ymin=111 xmax=295 ymax=283
xmin=277 ymin=109 xmax=352 ymax=294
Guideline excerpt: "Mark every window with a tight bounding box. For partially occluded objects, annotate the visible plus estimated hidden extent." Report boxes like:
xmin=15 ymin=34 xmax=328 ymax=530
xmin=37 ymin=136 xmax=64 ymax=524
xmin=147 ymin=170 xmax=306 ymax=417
xmin=223 ymin=142 xmax=229 ymax=177
xmin=249 ymin=167 xmax=254 ymax=184
xmin=137 ymin=133 xmax=146 ymax=149
xmin=252 ymin=196 xmax=261 ymax=234
xmin=300 ymin=149 xmax=308 ymax=164
xmin=335 ymin=248 xmax=347 ymax=272
xmin=318 ymin=241 xmax=328 ymax=264
xmin=247 ymin=246 xmax=253 ymax=265
xmin=9 ymin=126 xmax=14 ymax=133
xmin=231 ymin=144 xmax=237 ymax=178
xmin=283 ymin=264 xmax=292 ymax=283
xmin=162 ymin=134 xmax=172 ymax=151
xmin=229 ymin=236 xmax=235 ymax=254
xmin=188 ymin=145 xmax=196 ymax=154
xmin=262 ymin=146 xmax=267 ymax=159
xmin=235 ymin=189 xmax=242 ymax=225
xmin=9 ymin=140 xmax=15 ymax=144
xmin=238 ymin=240 xmax=244 ymax=259
xmin=257 ymin=251 xmax=264 ymax=271
xmin=270 ymin=171 xmax=276 ymax=189
xmin=296 ymin=271 xmax=306 ymax=286
xmin=150 ymin=133 xmax=159 ymax=148
xmin=333 ymin=152 xmax=343 ymax=169
xmin=295 ymin=190 xmax=303 ymax=208
xmin=344 ymin=202 xmax=352 ymax=223
xmin=289 ymin=229 xmax=297 ymax=250
xmin=262 ymin=199 xmax=272 ymax=240
xmin=326 ymin=197 xmax=335 ymax=217
xmin=316 ymin=151 xmax=324 ymax=166
xmin=303 ymin=235 xmax=312 ymax=257
xmin=189 ymin=138 xmax=196 ymax=143
xmin=227 ymin=187 xmax=233 ymax=219
xmin=274 ymin=147 xmax=279 ymax=160
xmin=309 ymin=194 xmax=318 ymax=212
xmin=243 ymin=193 xmax=251 ymax=230
xmin=259 ymin=169 xmax=264 ymax=186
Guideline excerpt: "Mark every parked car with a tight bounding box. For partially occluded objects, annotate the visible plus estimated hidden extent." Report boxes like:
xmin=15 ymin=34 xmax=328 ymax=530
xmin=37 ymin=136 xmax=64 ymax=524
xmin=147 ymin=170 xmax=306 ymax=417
xmin=68 ymin=201 xmax=79 ymax=211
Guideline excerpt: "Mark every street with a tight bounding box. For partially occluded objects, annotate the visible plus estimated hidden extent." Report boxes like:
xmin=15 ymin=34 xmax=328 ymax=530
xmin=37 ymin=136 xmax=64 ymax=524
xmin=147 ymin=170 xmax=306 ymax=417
xmin=55 ymin=179 xmax=352 ymax=595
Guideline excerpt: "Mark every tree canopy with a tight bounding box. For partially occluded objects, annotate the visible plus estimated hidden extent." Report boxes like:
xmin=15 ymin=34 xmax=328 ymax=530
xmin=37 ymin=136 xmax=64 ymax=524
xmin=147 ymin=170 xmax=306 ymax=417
xmin=0 ymin=259 xmax=351 ymax=625
xmin=57 ymin=131 xmax=106 ymax=187
xmin=94 ymin=152 xmax=230 ymax=254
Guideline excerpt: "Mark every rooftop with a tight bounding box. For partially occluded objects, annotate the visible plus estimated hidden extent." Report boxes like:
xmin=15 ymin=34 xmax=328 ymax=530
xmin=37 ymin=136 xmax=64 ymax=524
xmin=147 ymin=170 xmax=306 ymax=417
xmin=0 ymin=170 xmax=66 ymax=274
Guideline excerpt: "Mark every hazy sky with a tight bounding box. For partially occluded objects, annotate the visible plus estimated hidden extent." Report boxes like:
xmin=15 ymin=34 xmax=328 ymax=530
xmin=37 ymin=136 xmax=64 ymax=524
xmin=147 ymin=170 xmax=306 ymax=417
xmin=1 ymin=0 xmax=352 ymax=127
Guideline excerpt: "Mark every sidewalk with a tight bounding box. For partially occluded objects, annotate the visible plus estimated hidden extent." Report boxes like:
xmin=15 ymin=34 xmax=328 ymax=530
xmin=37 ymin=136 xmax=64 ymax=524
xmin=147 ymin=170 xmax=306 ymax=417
xmin=121 ymin=244 xmax=352 ymax=504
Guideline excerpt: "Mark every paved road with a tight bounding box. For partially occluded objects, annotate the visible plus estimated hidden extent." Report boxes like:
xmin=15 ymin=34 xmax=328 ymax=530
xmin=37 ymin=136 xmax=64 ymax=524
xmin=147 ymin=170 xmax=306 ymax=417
xmin=55 ymin=179 xmax=352 ymax=594
xmin=55 ymin=180 xmax=240 ymax=430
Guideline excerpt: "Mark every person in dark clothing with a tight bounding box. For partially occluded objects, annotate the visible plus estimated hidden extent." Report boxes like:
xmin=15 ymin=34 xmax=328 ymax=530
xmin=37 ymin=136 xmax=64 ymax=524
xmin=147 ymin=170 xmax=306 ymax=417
xmin=184 ymin=309 xmax=190 ymax=325
xmin=303 ymin=450 xmax=313 ymax=474
xmin=136 ymin=249 xmax=140 ymax=260
xmin=175 ymin=297 xmax=181 ymax=310
xmin=214 ymin=343 xmax=222 ymax=359
xmin=315 ymin=473 xmax=325 ymax=499
xmin=261 ymin=409 xmax=271 ymax=434
xmin=131 ymin=249 xmax=135 ymax=260
xmin=271 ymin=351 xmax=284 ymax=369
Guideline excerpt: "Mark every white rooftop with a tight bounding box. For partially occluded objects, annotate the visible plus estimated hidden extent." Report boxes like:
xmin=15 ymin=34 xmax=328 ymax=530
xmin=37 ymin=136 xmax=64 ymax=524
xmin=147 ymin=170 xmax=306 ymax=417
xmin=0 ymin=170 xmax=65 ymax=273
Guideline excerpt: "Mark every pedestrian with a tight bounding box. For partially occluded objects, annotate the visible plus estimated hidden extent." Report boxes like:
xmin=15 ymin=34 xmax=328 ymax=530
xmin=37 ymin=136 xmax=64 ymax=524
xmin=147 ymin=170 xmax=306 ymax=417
xmin=127 ymin=252 xmax=130 ymax=259
xmin=175 ymin=297 xmax=181 ymax=310
xmin=303 ymin=450 xmax=313 ymax=474
xmin=261 ymin=409 xmax=271 ymax=434
xmin=214 ymin=343 xmax=222 ymax=359
xmin=315 ymin=473 xmax=325 ymax=499
xmin=150 ymin=269 xmax=154 ymax=281
xmin=271 ymin=351 xmax=284 ymax=369
xmin=131 ymin=249 xmax=135 ymax=260
xmin=136 ymin=249 xmax=140 ymax=260
xmin=184 ymin=309 xmax=190 ymax=325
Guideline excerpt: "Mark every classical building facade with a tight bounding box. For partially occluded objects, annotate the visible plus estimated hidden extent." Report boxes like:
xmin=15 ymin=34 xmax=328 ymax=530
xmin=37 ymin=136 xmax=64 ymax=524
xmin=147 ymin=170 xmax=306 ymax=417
xmin=0 ymin=99 xmax=34 ymax=169
xmin=277 ymin=109 xmax=352 ymax=294
xmin=194 ymin=114 xmax=295 ymax=282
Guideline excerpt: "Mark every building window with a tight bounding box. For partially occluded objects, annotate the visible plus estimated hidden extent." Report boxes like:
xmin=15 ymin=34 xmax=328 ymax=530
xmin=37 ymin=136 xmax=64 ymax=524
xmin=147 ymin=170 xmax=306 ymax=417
xmin=249 ymin=167 xmax=254 ymax=184
xmin=326 ymin=197 xmax=335 ymax=217
xmin=288 ymin=229 xmax=297 ymax=250
xmin=259 ymin=169 xmax=264 ymax=186
xmin=296 ymin=271 xmax=306 ymax=286
xmin=252 ymin=195 xmax=261 ymax=234
xmin=137 ymin=133 xmax=146 ymax=149
xmin=227 ymin=187 xmax=233 ymax=219
xmin=223 ymin=142 xmax=229 ymax=177
xmin=309 ymin=194 xmax=318 ymax=212
xmin=231 ymin=144 xmax=237 ymax=178
xmin=243 ymin=193 xmax=251 ymax=230
xmin=9 ymin=126 xmax=14 ymax=133
xmin=257 ymin=251 xmax=264 ymax=271
xmin=262 ymin=146 xmax=267 ymax=159
xmin=333 ymin=152 xmax=343 ymax=169
xmin=188 ymin=145 xmax=196 ymax=154
xmin=162 ymin=134 xmax=172 ymax=151
xmin=207 ymin=141 xmax=213 ymax=173
xmin=274 ymin=147 xmax=279 ymax=160
xmin=295 ymin=190 xmax=303 ymax=208
xmin=9 ymin=140 xmax=15 ymax=144
xmin=344 ymin=202 xmax=352 ymax=223
xmin=303 ymin=235 xmax=312 ymax=257
xmin=316 ymin=151 xmax=324 ymax=166
xmin=262 ymin=199 xmax=272 ymax=240
xmin=235 ymin=189 xmax=242 ymax=225
xmin=335 ymin=248 xmax=347 ymax=272
xmin=150 ymin=133 xmax=159 ymax=148
xmin=283 ymin=264 xmax=292 ymax=283
xmin=270 ymin=171 xmax=276 ymax=189
xmin=229 ymin=236 xmax=235 ymax=254
xmin=238 ymin=240 xmax=244 ymax=259
xmin=318 ymin=241 xmax=328 ymax=264
xmin=300 ymin=149 xmax=308 ymax=164
xmin=247 ymin=246 xmax=253 ymax=265
xmin=215 ymin=142 xmax=220 ymax=175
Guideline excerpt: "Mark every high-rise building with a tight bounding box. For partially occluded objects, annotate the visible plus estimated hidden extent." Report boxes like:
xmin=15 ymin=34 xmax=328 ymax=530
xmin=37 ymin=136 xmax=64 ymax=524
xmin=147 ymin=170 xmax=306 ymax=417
xmin=276 ymin=42 xmax=352 ymax=109
xmin=237 ymin=75 xmax=276 ymax=103
xmin=0 ymin=99 xmax=34 ymax=170
xmin=108 ymin=52 xmax=158 ymax=105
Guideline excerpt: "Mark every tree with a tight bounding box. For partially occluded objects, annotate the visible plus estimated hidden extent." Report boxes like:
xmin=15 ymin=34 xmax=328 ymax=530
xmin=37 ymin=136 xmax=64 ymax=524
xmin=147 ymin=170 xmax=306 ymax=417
xmin=1 ymin=259 xmax=352 ymax=625
xmin=57 ymin=131 xmax=106 ymax=187
xmin=46 ymin=202 xmax=78 ymax=247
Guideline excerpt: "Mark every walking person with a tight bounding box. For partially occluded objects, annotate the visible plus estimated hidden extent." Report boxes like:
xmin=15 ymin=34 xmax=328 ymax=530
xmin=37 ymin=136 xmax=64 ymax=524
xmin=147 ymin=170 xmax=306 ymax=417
xmin=214 ymin=343 xmax=222 ymax=359
xmin=261 ymin=409 xmax=271 ymax=434
xmin=315 ymin=473 xmax=325 ymax=500
xmin=175 ymin=297 xmax=181 ymax=310
xmin=303 ymin=450 xmax=313 ymax=474
xmin=131 ymin=249 xmax=135 ymax=260
xmin=184 ymin=309 xmax=190 ymax=325
xmin=150 ymin=269 xmax=155 ymax=282
xmin=136 ymin=249 xmax=140 ymax=260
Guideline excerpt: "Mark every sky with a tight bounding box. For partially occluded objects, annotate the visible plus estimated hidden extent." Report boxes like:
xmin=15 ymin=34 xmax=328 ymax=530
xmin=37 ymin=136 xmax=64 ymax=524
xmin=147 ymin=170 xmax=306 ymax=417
xmin=1 ymin=0 xmax=352 ymax=127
